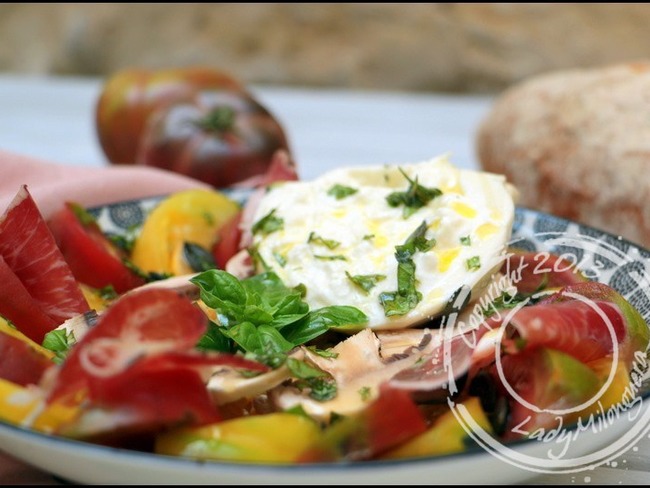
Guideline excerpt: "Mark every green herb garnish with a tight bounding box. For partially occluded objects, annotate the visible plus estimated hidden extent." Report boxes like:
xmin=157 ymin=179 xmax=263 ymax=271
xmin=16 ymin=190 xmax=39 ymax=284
xmin=314 ymin=254 xmax=347 ymax=261
xmin=272 ymin=251 xmax=288 ymax=267
xmin=190 ymin=270 xmax=367 ymax=367
xmin=252 ymin=209 xmax=284 ymax=235
xmin=42 ymin=329 xmax=76 ymax=364
xmin=358 ymin=386 xmax=372 ymax=401
xmin=306 ymin=346 xmax=339 ymax=359
xmin=386 ymin=168 xmax=442 ymax=218
xmin=379 ymin=221 xmax=435 ymax=316
xmin=466 ymin=256 xmax=481 ymax=271
xmin=327 ymin=184 xmax=358 ymax=200
xmin=460 ymin=236 xmax=472 ymax=246
xmin=308 ymin=232 xmax=340 ymax=250
xmin=346 ymin=271 xmax=386 ymax=294
xmin=183 ymin=242 xmax=216 ymax=272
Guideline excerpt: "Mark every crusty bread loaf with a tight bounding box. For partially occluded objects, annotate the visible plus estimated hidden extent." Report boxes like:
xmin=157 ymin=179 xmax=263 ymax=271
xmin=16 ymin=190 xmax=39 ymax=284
xmin=476 ymin=62 xmax=650 ymax=247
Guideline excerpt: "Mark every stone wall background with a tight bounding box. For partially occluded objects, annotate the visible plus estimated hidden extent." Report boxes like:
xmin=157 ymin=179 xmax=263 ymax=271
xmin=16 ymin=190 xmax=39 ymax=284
xmin=2 ymin=3 xmax=650 ymax=93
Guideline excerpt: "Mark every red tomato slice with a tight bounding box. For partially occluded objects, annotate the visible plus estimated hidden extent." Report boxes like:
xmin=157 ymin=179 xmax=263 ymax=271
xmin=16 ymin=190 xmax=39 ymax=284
xmin=48 ymin=202 xmax=146 ymax=294
xmin=495 ymin=348 xmax=600 ymax=437
xmin=212 ymin=211 xmax=243 ymax=269
xmin=0 ymin=330 xmax=53 ymax=386
xmin=0 ymin=186 xmax=89 ymax=342
xmin=503 ymin=299 xmax=625 ymax=363
xmin=299 ymin=385 xmax=427 ymax=462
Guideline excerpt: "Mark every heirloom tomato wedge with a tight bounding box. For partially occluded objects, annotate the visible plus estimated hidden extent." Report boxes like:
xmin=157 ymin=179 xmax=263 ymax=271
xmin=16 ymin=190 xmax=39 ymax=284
xmin=48 ymin=202 xmax=145 ymax=294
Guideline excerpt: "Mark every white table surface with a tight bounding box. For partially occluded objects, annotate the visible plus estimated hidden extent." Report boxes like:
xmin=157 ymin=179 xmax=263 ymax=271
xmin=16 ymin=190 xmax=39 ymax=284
xmin=0 ymin=75 xmax=649 ymax=485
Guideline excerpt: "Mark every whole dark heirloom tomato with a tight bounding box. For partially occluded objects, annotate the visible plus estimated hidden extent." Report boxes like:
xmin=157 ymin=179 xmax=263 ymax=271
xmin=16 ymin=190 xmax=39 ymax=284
xmin=96 ymin=67 xmax=243 ymax=165
xmin=136 ymin=90 xmax=291 ymax=188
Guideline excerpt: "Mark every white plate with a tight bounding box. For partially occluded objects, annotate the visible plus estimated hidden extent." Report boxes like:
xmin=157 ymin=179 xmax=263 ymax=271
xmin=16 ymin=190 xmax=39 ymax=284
xmin=0 ymin=203 xmax=649 ymax=484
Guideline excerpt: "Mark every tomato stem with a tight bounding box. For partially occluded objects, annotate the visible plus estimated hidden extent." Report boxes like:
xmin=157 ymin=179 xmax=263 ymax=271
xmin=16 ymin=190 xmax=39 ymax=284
xmin=196 ymin=107 xmax=236 ymax=133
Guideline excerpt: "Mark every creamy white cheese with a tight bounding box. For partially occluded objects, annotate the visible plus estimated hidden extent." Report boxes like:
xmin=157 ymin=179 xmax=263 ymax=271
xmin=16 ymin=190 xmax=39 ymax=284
xmin=250 ymin=155 xmax=516 ymax=330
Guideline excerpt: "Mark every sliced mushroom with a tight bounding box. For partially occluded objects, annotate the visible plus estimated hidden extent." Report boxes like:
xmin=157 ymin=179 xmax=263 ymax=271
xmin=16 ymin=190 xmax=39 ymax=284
xmin=207 ymin=349 xmax=304 ymax=405
xmin=271 ymin=329 xmax=424 ymax=422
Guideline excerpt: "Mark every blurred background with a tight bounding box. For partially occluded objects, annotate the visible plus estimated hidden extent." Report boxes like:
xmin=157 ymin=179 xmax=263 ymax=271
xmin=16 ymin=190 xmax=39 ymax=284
xmin=2 ymin=3 xmax=649 ymax=93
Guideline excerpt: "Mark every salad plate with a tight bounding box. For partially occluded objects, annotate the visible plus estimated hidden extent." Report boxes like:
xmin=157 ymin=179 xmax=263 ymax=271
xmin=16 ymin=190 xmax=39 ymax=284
xmin=0 ymin=199 xmax=649 ymax=485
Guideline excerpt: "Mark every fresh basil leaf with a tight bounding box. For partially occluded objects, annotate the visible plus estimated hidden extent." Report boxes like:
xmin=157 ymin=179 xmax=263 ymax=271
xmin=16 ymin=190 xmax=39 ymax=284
xmin=283 ymin=305 xmax=368 ymax=344
xmin=183 ymin=242 xmax=216 ymax=272
xmin=224 ymin=322 xmax=294 ymax=356
xmin=460 ymin=235 xmax=472 ymax=246
xmin=191 ymin=269 xmax=247 ymax=309
xmin=195 ymin=321 xmax=233 ymax=353
xmin=42 ymin=329 xmax=76 ymax=364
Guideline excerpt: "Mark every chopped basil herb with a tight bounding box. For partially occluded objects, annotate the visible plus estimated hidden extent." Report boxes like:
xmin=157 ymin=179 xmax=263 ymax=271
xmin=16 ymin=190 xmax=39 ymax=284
xmin=466 ymin=256 xmax=481 ymax=271
xmin=248 ymin=244 xmax=271 ymax=272
xmin=314 ymin=254 xmax=347 ymax=261
xmin=69 ymin=202 xmax=97 ymax=226
xmin=98 ymin=285 xmax=118 ymax=300
xmin=287 ymin=358 xmax=326 ymax=379
xmin=346 ymin=271 xmax=386 ymax=294
xmin=358 ymin=386 xmax=372 ymax=401
xmin=304 ymin=377 xmax=338 ymax=401
xmin=107 ymin=232 xmax=137 ymax=254
xmin=327 ymin=184 xmax=358 ymax=200
xmin=307 ymin=232 xmax=340 ymax=250
xmin=306 ymin=345 xmax=339 ymax=359
xmin=252 ymin=209 xmax=284 ymax=235
xmin=273 ymin=251 xmax=287 ymax=267
xmin=287 ymin=358 xmax=338 ymax=402
xmin=460 ymin=235 xmax=472 ymax=246
xmin=385 ymin=168 xmax=443 ymax=218
xmin=183 ymin=242 xmax=216 ymax=272
xmin=379 ymin=221 xmax=434 ymax=316
xmin=362 ymin=234 xmax=375 ymax=241
xmin=42 ymin=329 xmax=76 ymax=364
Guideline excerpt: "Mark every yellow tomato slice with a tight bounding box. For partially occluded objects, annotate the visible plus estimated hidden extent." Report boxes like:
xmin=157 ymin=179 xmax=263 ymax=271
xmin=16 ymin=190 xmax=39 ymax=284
xmin=381 ymin=397 xmax=492 ymax=459
xmin=131 ymin=189 xmax=240 ymax=276
xmin=155 ymin=413 xmax=321 ymax=463
xmin=0 ymin=378 xmax=78 ymax=433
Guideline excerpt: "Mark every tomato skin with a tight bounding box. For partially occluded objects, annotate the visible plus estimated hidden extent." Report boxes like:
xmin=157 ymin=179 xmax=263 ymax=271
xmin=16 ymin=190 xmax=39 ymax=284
xmin=48 ymin=203 xmax=145 ymax=294
xmin=136 ymin=90 xmax=291 ymax=188
xmin=298 ymin=385 xmax=427 ymax=462
xmin=96 ymin=67 xmax=243 ymax=165
xmin=212 ymin=211 xmax=243 ymax=269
